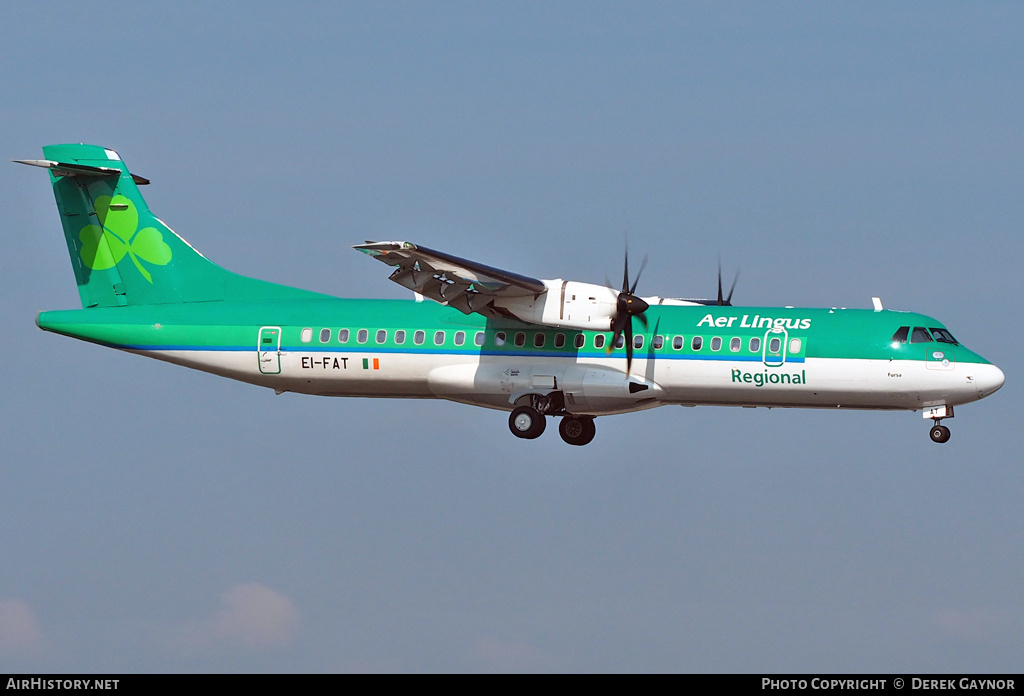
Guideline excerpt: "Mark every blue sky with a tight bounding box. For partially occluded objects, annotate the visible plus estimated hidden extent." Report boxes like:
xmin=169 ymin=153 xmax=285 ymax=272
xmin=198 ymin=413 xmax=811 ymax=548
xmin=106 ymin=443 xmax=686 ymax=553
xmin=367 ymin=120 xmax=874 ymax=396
xmin=1 ymin=2 xmax=1021 ymax=672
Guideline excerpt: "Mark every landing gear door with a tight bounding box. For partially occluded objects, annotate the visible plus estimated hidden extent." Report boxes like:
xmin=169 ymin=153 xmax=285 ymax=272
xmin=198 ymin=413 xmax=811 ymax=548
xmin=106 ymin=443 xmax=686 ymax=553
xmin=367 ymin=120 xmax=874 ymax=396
xmin=258 ymin=326 xmax=282 ymax=374
xmin=763 ymin=327 xmax=788 ymax=367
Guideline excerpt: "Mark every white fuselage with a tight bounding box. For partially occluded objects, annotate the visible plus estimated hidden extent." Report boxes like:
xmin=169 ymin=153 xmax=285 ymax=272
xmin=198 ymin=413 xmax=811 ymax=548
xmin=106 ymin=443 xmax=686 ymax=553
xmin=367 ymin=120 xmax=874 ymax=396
xmin=137 ymin=347 xmax=1004 ymax=416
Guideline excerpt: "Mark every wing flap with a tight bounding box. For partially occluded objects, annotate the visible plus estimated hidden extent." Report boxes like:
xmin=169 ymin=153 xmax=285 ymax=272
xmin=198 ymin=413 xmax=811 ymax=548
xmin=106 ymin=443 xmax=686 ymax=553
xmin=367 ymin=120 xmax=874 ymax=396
xmin=355 ymin=241 xmax=546 ymax=314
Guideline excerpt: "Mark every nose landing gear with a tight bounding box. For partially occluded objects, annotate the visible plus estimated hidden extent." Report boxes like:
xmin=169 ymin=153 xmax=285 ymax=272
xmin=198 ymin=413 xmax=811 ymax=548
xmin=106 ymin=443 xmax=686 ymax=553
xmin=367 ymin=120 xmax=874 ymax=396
xmin=925 ymin=405 xmax=954 ymax=444
xmin=929 ymin=422 xmax=951 ymax=443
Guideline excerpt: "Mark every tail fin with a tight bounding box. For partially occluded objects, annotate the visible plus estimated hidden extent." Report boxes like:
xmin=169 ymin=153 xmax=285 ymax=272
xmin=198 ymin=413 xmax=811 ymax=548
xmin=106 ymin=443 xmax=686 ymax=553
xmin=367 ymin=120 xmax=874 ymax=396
xmin=19 ymin=144 xmax=322 ymax=308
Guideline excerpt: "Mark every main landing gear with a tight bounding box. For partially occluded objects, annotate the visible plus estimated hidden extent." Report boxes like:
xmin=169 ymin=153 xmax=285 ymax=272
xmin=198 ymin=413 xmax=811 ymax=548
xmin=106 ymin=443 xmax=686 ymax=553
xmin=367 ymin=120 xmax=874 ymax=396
xmin=507 ymin=395 xmax=596 ymax=446
xmin=929 ymin=422 xmax=951 ymax=444
xmin=558 ymin=416 xmax=597 ymax=446
xmin=509 ymin=405 xmax=546 ymax=440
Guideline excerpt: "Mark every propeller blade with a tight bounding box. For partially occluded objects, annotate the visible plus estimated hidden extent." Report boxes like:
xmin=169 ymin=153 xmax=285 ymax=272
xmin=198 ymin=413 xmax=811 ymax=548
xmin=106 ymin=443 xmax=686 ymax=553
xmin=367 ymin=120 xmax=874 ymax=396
xmin=608 ymin=313 xmax=628 ymax=354
xmin=622 ymin=247 xmax=630 ymax=294
xmin=609 ymin=243 xmax=651 ymax=376
xmin=714 ymin=256 xmax=740 ymax=306
xmin=717 ymin=259 xmax=724 ymax=306
xmin=725 ymin=269 xmax=740 ymax=305
xmin=625 ymin=317 xmax=634 ymax=375
xmin=630 ymin=255 xmax=648 ymax=295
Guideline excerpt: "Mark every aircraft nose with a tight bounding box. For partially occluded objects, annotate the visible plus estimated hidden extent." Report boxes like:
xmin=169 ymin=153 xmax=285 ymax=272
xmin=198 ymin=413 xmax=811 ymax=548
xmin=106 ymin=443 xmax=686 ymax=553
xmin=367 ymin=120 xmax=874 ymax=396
xmin=975 ymin=364 xmax=1005 ymax=398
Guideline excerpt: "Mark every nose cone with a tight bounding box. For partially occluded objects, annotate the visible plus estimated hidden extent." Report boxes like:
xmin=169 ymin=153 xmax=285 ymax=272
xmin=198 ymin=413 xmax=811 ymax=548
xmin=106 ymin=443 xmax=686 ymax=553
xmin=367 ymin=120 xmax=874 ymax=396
xmin=975 ymin=363 xmax=1005 ymax=398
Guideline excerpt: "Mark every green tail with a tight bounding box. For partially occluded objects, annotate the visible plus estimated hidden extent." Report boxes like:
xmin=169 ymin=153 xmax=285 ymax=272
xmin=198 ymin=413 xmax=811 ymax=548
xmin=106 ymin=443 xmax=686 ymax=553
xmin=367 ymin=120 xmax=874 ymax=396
xmin=31 ymin=143 xmax=323 ymax=308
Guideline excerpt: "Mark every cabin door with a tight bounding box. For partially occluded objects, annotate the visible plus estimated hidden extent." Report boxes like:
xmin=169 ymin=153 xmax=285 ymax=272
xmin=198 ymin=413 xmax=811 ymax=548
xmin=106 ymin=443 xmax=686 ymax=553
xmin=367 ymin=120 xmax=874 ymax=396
xmin=258 ymin=326 xmax=282 ymax=374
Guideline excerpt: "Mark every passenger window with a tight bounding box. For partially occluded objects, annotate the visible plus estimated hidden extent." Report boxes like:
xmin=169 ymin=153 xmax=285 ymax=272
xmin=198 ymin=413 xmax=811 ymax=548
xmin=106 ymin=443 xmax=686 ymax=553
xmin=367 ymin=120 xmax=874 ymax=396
xmin=692 ymin=336 xmax=702 ymax=351
xmin=891 ymin=326 xmax=909 ymax=344
xmin=514 ymin=332 xmax=526 ymax=347
xmin=769 ymin=337 xmax=782 ymax=353
xmin=339 ymin=328 xmax=350 ymax=343
xmin=634 ymin=335 xmax=644 ymax=349
xmin=455 ymin=331 xmax=465 ymax=346
xmin=394 ymin=330 xmax=405 ymax=344
xmin=595 ymin=335 xmax=606 ymax=349
xmin=434 ymin=331 xmax=445 ymax=345
xmin=474 ymin=331 xmax=485 ymax=346
xmin=653 ymin=335 xmax=664 ymax=350
xmin=534 ymin=333 xmax=545 ymax=348
xmin=574 ymin=334 xmax=585 ymax=349
xmin=789 ymin=338 xmax=801 ymax=353
xmin=319 ymin=328 xmax=331 ymax=343
xmin=357 ymin=329 xmax=368 ymax=344
xmin=711 ymin=337 xmax=722 ymax=351
xmin=495 ymin=332 xmax=506 ymax=346
xmin=910 ymin=327 xmax=933 ymax=344
xmin=730 ymin=337 xmax=741 ymax=352
xmin=673 ymin=336 xmax=684 ymax=350
xmin=555 ymin=333 xmax=566 ymax=348
xmin=301 ymin=328 xmax=312 ymax=343
xmin=614 ymin=335 xmax=625 ymax=349
xmin=376 ymin=329 xmax=387 ymax=344
xmin=414 ymin=330 xmax=425 ymax=345
xmin=749 ymin=337 xmax=760 ymax=352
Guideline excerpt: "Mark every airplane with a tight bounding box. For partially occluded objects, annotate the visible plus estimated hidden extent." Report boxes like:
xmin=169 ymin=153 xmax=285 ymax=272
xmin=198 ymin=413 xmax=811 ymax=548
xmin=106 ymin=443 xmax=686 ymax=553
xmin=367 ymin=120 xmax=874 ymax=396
xmin=18 ymin=144 xmax=1004 ymax=446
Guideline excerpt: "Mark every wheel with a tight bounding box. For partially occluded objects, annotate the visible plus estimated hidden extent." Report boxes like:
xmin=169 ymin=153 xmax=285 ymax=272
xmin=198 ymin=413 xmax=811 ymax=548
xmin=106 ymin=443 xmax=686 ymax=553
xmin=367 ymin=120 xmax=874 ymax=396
xmin=509 ymin=405 xmax=546 ymax=439
xmin=559 ymin=416 xmax=596 ymax=446
xmin=929 ymin=424 xmax=951 ymax=443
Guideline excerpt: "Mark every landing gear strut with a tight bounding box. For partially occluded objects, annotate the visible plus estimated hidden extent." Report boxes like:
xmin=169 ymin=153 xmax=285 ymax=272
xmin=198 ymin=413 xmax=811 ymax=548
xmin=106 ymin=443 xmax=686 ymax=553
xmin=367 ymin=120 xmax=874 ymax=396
xmin=929 ymin=422 xmax=951 ymax=444
xmin=559 ymin=416 xmax=596 ymax=446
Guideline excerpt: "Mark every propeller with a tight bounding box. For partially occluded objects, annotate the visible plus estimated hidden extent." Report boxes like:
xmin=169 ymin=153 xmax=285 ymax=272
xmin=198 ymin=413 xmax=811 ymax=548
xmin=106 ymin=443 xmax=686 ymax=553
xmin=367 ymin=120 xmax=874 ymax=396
xmin=608 ymin=248 xmax=650 ymax=375
xmin=716 ymin=259 xmax=740 ymax=306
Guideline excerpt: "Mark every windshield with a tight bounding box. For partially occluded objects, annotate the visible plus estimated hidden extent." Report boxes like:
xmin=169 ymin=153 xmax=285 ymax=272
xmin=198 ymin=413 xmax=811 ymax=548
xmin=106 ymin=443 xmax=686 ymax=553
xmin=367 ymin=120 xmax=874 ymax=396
xmin=930 ymin=328 xmax=959 ymax=345
xmin=910 ymin=327 xmax=933 ymax=343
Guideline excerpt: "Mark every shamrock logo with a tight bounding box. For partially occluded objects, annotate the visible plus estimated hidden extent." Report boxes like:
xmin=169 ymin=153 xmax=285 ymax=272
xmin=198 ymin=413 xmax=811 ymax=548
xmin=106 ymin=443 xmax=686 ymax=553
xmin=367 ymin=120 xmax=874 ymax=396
xmin=79 ymin=195 xmax=172 ymax=283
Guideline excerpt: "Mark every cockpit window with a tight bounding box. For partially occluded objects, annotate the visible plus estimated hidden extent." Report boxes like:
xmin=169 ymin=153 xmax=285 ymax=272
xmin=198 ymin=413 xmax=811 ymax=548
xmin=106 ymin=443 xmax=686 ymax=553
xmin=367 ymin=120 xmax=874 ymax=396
xmin=930 ymin=328 xmax=958 ymax=345
xmin=891 ymin=326 xmax=909 ymax=344
xmin=910 ymin=327 xmax=933 ymax=344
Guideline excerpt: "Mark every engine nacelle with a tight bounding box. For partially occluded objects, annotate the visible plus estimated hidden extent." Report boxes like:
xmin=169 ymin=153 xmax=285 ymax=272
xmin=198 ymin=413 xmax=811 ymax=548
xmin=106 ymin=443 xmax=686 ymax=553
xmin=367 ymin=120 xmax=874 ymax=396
xmin=492 ymin=280 xmax=620 ymax=331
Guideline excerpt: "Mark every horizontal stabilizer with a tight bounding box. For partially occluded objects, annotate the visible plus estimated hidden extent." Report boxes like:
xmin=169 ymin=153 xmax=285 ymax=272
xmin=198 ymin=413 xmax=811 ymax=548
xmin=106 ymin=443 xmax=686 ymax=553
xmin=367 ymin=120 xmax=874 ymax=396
xmin=13 ymin=158 xmax=150 ymax=185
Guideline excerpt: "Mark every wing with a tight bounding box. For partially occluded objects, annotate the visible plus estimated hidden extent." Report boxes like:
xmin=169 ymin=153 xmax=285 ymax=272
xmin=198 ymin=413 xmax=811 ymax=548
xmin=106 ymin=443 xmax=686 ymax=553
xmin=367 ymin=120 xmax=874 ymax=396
xmin=354 ymin=241 xmax=547 ymax=316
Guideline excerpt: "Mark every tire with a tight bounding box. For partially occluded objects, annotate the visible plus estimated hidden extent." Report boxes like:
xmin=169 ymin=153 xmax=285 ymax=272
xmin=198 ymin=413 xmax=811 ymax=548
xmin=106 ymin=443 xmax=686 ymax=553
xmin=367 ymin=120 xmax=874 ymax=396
xmin=509 ymin=406 xmax=546 ymax=439
xmin=929 ymin=425 xmax=951 ymax=443
xmin=559 ymin=416 xmax=596 ymax=446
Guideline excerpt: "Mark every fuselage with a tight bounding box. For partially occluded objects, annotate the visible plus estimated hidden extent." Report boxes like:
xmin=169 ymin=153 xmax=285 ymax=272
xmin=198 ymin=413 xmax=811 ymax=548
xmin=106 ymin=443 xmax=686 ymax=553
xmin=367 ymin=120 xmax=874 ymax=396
xmin=37 ymin=298 xmax=1005 ymax=417
xmin=23 ymin=143 xmax=1006 ymax=445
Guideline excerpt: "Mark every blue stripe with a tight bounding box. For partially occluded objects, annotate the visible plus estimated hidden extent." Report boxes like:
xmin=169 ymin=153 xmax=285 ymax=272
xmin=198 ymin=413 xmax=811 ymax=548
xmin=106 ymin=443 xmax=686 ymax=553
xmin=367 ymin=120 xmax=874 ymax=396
xmin=126 ymin=343 xmax=805 ymax=364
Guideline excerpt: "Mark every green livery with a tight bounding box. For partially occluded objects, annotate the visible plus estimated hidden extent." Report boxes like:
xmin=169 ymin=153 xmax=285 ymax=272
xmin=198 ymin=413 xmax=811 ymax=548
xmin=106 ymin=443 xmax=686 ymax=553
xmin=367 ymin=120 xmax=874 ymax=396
xmin=21 ymin=145 xmax=1004 ymax=446
xmin=38 ymin=143 xmax=324 ymax=308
